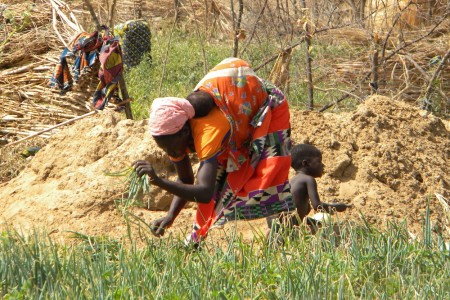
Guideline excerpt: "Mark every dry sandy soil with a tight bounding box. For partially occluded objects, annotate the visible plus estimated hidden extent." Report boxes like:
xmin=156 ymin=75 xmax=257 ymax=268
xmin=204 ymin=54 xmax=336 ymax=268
xmin=0 ymin=95 xmax=449 ymax=244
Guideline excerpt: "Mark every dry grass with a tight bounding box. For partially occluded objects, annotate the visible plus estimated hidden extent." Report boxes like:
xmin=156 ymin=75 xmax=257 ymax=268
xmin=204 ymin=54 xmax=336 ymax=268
xmin=0 ymin=1 xmax=56 ymax=68
xmin=0 ymin=137 xmax=47 ymax=183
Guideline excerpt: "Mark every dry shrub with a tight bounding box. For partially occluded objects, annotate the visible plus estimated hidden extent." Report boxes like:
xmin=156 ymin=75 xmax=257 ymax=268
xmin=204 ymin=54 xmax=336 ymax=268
xmin=0 ymin=138 xmax=47 ymax=183
xmin=0 ymin=0 xmax=55 ymax=68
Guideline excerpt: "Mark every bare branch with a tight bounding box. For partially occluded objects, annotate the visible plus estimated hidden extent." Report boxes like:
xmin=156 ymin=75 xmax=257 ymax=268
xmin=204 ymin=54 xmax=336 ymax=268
xmin=380 ymin=1 xmax=414 ymax=60
xmin=52 ymin=8 xmax=68 ymax=47
xmin=370 ymin=49 xmax=379 ymax=94
xmin=108 ymin=0 xmax=117 ymax=32
xmin=158 ymin=14 xmax=179 ymax=97
xmin=232 ymin=0 xmax=244 ymax=57
xmin=315 ymin=87 xmax=363 ymax=101
xmin=403 ymin=54 xmax=429 ymax=80
xmin=188 ymin=0 xmax=208 ymax=74
xmin=392 ymin=54 xmax=410 ymax=100
xmin=314 ymin=7 xmax=380 ymax=34
xmin=318 ymin=72 xmax=372 ymax=112
xmin=240 ymin=0 xmax=269 ymax=56
xmin=383 ymin=13 xmax=449 ymax=63
xmin=82 ymin=0 xmax=102 ymax=30
xmin=254 ymin=37 xmax=305 ymax=72
xmin=319 ymin=12 xmax=449 ymax=112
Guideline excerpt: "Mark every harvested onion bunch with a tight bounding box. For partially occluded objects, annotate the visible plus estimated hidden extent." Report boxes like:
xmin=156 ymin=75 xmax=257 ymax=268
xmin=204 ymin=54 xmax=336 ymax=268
xmin=105 ymin=167 xmax=151 ymax=212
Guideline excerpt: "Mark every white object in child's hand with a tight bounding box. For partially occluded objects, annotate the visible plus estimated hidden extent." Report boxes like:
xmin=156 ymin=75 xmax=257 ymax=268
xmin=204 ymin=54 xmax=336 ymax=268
xmin=311 ymin=212 xmax=332 ymax=223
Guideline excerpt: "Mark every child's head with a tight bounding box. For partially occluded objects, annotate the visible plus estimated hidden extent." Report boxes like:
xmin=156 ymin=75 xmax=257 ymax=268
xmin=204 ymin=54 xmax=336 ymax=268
xmin=291 ymin=144 xmax=324 ymax=177
xmin=186 ymin=91 xmax=215 ymax=118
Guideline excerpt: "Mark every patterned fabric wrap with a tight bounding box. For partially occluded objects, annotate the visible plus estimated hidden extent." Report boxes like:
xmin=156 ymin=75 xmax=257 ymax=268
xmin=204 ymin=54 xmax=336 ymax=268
xmin=187 ymin=58 xmax=294 ymax=244
xmin=114 ymin=19 xmax=151 ymax=68
xmin=92 ymin=38 xmax=123 ymax=110
xmin=50 ymin=31 xmax=102 ymax=92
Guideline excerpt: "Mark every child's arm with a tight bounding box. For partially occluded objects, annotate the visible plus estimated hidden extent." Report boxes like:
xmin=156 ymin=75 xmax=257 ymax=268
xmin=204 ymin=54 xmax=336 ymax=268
xmin=306 ymin=177 xmax=352 ymax=213
xmin=305 ymin=176 xmax=323 ymax=211
xmin=290 ymin=176 xmax=311 ymax=220
xmin=323 ymin=203 xmax=353 ymax=212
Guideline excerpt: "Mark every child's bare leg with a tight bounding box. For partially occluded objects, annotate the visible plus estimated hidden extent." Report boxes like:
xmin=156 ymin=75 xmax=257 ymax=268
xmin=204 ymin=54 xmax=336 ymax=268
xmin=266 ymin=214 xmax=281 ymax=230
xmin=266 ymin=214 xmax=283 ymax=235
xmin=265 ymin=214 xmax=286 ymax=245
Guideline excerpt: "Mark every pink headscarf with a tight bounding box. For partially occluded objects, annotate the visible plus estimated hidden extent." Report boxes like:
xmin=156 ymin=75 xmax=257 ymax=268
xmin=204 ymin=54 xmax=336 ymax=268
xmin=148 ymin=97 xmax=195 ymax=136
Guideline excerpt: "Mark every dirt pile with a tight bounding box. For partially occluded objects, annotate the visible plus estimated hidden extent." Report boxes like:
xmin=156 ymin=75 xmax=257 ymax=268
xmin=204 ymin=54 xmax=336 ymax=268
xmin=291 ymin=95 xmax=449 ymax=236
xmin=0 ymin=110 xmax=180 ymax=237
xmin=0 ymin=96 xmax=449 ymax=240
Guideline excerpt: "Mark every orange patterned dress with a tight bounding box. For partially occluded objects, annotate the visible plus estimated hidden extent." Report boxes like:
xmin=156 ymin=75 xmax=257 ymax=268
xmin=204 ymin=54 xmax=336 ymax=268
xmin=185 ymin=58 xmax=294 ymax=243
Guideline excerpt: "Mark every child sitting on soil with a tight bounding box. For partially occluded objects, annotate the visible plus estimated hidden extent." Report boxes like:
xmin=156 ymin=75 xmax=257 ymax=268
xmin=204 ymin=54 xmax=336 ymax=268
xmin=267 ymin=144 xmax=352 ymax=234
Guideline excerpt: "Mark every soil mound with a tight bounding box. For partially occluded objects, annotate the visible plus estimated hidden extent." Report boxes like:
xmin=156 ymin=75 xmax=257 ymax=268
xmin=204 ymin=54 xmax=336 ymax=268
xmin=0 ymin=96 xmax=448 ymax=240
xmin=291 ymin=96 xmax=449 ymax=236
xmin=0 ymin=111 xmax=179 ymax=237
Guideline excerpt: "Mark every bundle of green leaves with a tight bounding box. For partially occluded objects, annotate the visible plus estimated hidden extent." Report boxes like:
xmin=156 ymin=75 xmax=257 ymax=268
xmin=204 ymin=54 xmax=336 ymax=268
xmin=105 ymin=167 xmax=150 ymax=213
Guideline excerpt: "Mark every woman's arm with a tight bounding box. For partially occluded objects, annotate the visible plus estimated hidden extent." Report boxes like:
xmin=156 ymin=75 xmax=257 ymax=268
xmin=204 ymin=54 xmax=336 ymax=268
xmin=134 ymin=155 xmax=217 ymax=236
xmin=134 ymin=155 xmax=218 ymax=204
xmin=164 ymin=155 xmax=195 ymax=221
xmin=147 ymin=155 xmax=193 ymax=236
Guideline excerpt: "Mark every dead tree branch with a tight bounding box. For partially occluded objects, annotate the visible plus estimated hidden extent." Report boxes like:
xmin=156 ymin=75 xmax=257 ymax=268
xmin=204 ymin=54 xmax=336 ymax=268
xmin=189 ymin=0 xmax=208 ymax=74
xmin=240 ymin=0 xmax=269 ymax=56
xmin=254 ymin=37 xmax=305 ymax=72
xmin=380 ymin=1 xmax=413 ymax=60
xmin=383 ymin=13 xmax=449 ymax=63
xmin=82 ymin=0 xmax=102 ymax=30
xmin=318 ymin=72 xmax=372 ymax=112
xmin=319 ymin=12 xmax=449 ymax=112
xmin=305 ymin=32 xmax=314 ymax=110
xmin=315 ymin=87 xmax=363 ymax=101
xmin=158 ymin=14 xmax=179 ymax=96
xmin=232 ymin=0 xmax=244 ymax=57
xmin=393 ymin=54 xmax=410 ymax=100
xmin=370 ymin=49 xmax=379 ymax=94
xmin=108 ymin=0 xmax=117 ymax=32
xmin=403 ymin=54 xmax=448 ymax=100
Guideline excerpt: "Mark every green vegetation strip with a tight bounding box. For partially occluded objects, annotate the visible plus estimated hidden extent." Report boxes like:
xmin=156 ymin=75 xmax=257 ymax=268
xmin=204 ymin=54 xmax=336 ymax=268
xmin=1 ymin=219 xmax=449 ymax=299
xmin=125 ymin=29 xmax=360 ymax=120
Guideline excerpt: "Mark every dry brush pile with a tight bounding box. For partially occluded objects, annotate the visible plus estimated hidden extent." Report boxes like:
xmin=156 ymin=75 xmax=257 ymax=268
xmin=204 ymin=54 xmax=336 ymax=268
xmin=0 ymin=0 xmax=94 ymax=143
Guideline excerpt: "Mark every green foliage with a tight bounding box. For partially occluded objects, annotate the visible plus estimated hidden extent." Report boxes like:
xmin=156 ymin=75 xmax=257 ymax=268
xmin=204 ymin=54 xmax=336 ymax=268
xmin=1 ymin=216 xmax=449 ymax=299
xmin=123 ymin=28 xmax=365 ymax=120
xmin=2 ymin=8 xmax=31 ymax=30
xmin=124 ymin=29 xmax=233 ymax=119
xmin=105 ymin=167 xmax=150 ymax=214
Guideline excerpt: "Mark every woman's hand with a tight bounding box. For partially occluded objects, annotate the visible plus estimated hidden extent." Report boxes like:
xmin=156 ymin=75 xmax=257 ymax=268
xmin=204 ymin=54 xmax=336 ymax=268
xmin=133 ymin=160 xmax=159 ymax=183
xmin=150 ymin=215 xmax=175 ymax=237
